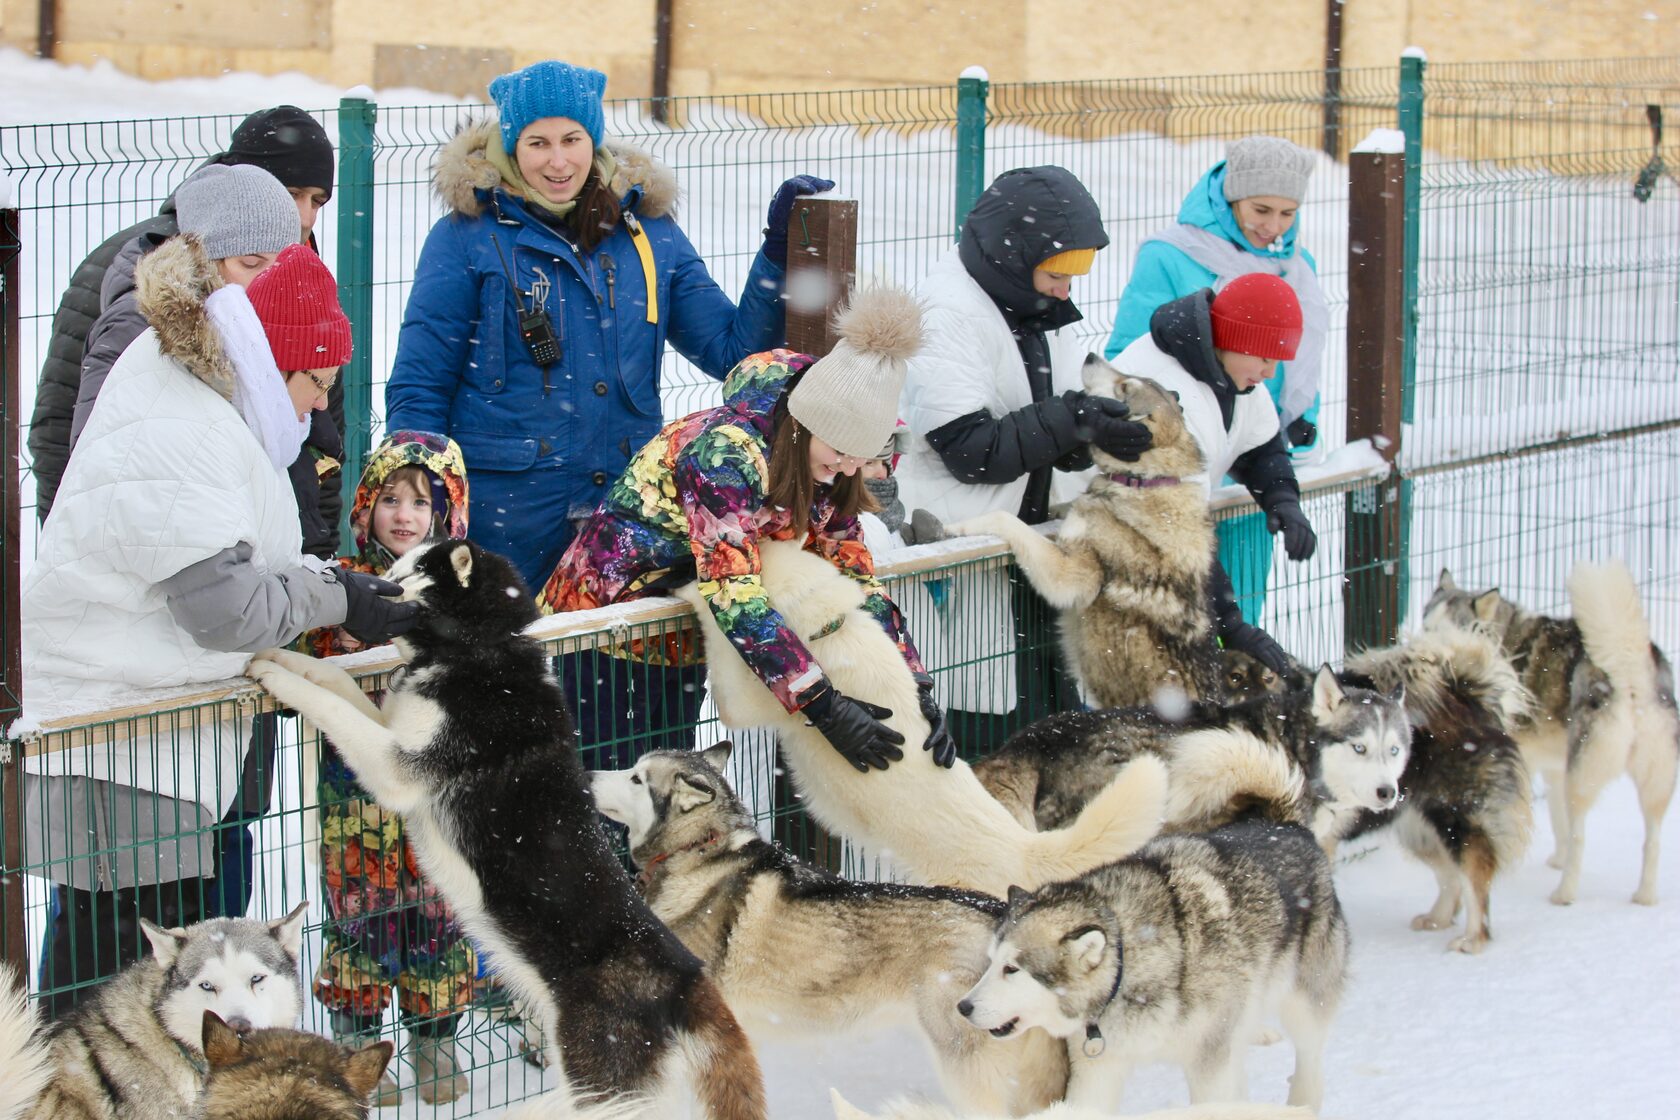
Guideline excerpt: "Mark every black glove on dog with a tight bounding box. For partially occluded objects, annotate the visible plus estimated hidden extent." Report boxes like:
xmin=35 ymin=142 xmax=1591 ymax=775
xmin=336 ymin=569 xmax=420 ymax=646
xmin=802 ymin=686 xmax=905 ymax=773
xmin=1285 ymin=416 xmax=1317 ymax=450
xmin=762 ymin=174 xmax=837 ymax=263
xmin=1265 ymin=498 xmax=1318 ymax=561
xmin=1068 ymin=392 xmax=1153 ymax=462
xmin=1221 ymin=621 xmax=1291 ymax=676
xmin=912 ymin=674 xmax=957 ymax=769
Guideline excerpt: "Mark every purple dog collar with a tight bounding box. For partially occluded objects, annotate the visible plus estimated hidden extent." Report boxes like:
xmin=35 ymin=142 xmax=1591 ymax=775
xmin=1104 ymin=472 xmax=1180 ymax=489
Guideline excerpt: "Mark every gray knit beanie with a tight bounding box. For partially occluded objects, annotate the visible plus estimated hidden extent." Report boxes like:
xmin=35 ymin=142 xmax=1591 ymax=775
xmin=788 ymin=287 xmax=923 ymax=459
xmin=1222 ymin=136 xmax=1316 ymax=204
xmin=174 ymin=164 xmax=299 ymax=261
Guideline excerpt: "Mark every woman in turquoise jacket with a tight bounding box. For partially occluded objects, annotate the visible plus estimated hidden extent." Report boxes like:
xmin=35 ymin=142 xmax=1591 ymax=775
xmin=386 ymin=60 xmax=831 ymax=589
xmin=1104 ymin=135 xmax=1328 ymax=623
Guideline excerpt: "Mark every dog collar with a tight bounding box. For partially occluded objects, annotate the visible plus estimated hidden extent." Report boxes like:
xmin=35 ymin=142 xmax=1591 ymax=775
xmin=637 ymin=830 xmax=722 ymax=890
xmin=1082 ymin=956 xmax=1125 ymax=1059
xmin=807 ymin=616 xmax=846 ymax=642
xmin=1104 ymin=471 xmax=1180 ymax=489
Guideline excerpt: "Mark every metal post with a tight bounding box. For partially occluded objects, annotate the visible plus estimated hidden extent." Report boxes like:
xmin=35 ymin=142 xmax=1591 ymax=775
xmin=1398 ymin=51 xmax=1425 ymax=426
xmin=782 ymin=198 xmax=859 ymax=359
xmin=1 ymin=205 xmax=24 ymax=974
xmin=954 ymin=70 xmax=989 ymax=239
xmin=651 ymin=0 xmax=674 ymax=126
xmin=335 ymin=96 xmax=377 ymax=547
xmin=1321 ymin=0 xmax=1344 ymax=157
xmin=36 ymin=0 xmax=57 ymax=59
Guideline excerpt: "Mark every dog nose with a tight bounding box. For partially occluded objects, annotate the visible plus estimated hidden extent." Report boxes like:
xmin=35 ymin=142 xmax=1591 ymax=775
xmin=1377 ymin=785 xmax=1396 ymax=803
xmin=957 ymin=999 xmax=974 ymax=1019
xmin=223 ymin=1015 xmax=253 ymax=1034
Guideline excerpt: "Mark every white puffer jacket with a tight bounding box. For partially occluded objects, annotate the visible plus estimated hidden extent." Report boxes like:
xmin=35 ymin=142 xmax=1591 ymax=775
xmin=22 ymin=236 xmax=306 ymax=808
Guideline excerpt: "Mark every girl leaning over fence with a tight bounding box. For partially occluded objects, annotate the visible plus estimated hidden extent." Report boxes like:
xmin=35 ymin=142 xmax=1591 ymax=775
xmin=299 ymin=431 xmax=477 ymax=1106
xmin=385 ymin=58 xmax=833 ymax=593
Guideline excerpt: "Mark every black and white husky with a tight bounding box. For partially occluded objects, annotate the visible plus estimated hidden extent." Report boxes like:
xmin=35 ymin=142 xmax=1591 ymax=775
xmin=248 ymin=540 xmax=765 ymax=1120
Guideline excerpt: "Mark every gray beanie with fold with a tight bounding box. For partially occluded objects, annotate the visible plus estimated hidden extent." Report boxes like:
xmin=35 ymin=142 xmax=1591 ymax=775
xmin=174 ymin=164 xmax=300 ymax=261
xmin=788 ymin=286 xmax=923 ymax=459
xmin=1222 ymin=136 xmax=1316 ymax=204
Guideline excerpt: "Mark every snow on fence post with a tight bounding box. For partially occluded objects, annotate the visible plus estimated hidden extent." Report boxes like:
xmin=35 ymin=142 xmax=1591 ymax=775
xmin=954 ymin=67 xmax=989 ymax=239
xmin=1342 ymin=128 xmax=1410 ymax=653
xmin=1 ymin=200 xmax=24 ymax=974
xmin=336 ymin=91 xmax=378 ymax=548
xmin=782 ymin=197 xmax=858 ymax=359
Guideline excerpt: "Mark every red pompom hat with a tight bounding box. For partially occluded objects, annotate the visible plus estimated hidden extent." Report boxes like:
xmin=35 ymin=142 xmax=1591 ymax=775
xmin=1209 ymin=273 xmax=1303 ymax=361
xmin=246 ymin=243 xmax=352 ymax=372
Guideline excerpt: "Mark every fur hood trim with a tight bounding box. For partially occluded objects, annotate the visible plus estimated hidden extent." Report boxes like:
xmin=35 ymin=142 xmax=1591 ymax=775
xmin=134 ymin=234 xmax=235 ymax=401
xmin=434 ymin=117 xmax=678 ymax=220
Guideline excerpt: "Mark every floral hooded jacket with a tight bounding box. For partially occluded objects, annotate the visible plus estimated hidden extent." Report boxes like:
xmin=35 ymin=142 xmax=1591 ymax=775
xmin=537 ymin=350 xmax=925 ymax=713
xmin=302 ymin=430 xmax=470 ymax=658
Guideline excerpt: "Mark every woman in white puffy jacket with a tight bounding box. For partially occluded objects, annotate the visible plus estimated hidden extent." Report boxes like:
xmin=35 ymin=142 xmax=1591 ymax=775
xmin=20 ymin=232 xmax=412 ymax=1017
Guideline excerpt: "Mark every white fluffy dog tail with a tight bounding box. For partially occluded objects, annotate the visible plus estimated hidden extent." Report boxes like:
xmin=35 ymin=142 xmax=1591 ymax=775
xmin=830 ymin=1085 xmax=1316 ymax=1119
xmin=1569 ymin=561 xmax=1661 ymax=704
xmin=1018 ymin=755 xmax=1168 ymax=885
xmin=0 ymin=969 xmax=50 ymax=1120
xmin=1163 ymin=729 xmax=1306 ymax=833
xmin=501 ymin=1090 xmax=649 ymax=1120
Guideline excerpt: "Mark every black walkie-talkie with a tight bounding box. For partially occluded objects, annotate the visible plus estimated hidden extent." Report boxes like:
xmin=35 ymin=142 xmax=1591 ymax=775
xmin=492 ymin=234 xmax=562 ymax=368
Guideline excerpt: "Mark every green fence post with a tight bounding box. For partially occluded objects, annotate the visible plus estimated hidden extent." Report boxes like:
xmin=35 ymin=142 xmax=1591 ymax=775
xmin=954 ymin=67 xmax=989 ymax=239
xmin=336 ymin=93 xmax=377 ymax=548
xmin=1395 ymin=49 xmax=1426 ymax=627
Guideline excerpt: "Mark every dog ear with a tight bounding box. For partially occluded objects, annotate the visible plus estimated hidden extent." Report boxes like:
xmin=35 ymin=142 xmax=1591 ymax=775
xmin=1310 ymin=664 xmax=1346 ymax=721
xmin=140 ymin=918 xmax=189 ymax=968
xmin=699 ymin=740 xmax=734 ymax=775
xmin=673 ymin=773 xmax=716 ymax=814
xmin=342 ymin=1040 xmax=396 ymax=1099
xmin=201 ymin=1011 xmax=244 ymax=1068
xmin=1437 ymin=568 xmax=1457 ymax=591
xmin=269 ymin=899 xmax=311 ymax=961
xmin=829 ymin=1087 xmax=874 ymax=1120
xmin=1472 ymin=589 xmax=1502 ymax=622
xmin=1006 ymin=884 xmax=1033 ymax=910
xmin=1386 ymin=681 xmax=1407 ymax=707
xmin=1065 ymin=925 xmax=1108 ymax=972
xmin=450 ymin=542 xmax=474 ymax=587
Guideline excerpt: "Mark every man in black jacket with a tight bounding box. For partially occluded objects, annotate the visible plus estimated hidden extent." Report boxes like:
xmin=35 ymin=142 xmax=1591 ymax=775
xmin=30 ymin=105 xmax=345 ymax=558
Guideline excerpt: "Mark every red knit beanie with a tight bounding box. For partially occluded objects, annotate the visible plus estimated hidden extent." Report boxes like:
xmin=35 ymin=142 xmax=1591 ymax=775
xmin=1209 ymin=273 xmax=1302 ymax=361
xmin=246 ymin=243 xmax=352 ymax=372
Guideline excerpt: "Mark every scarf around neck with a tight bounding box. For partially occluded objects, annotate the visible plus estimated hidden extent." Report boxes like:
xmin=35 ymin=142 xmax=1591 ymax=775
xmin=485 ymin=135 xmax=620 ymax=222
xmin=203 ymin=285 xmax=310 ymax=471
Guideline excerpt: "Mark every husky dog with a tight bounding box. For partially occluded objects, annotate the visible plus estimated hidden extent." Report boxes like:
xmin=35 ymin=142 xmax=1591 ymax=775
xmin=974 ymin=666 xmax=1411 ymax=845
xmin=247 ymin=540 xmax=766 ymax=1120
xmin=0 ymin=972 xmax=50 ymax=1120
xmin=1423 ymin=563 xmax=1680 ymax=905
xmin=191 ymin=1012 xmax=392 ymax=1120
xmin=2 ymin=905 xmax=308 ymax=1120
xmin=677 ymin=539 xmax=1168 ymax=897
xmin=829 ymin=1088 xmax=1312 ymax=1120
xmin=1342 ymin=628 xmax=1535 ymax=952
xmin=958 ymin=816 xmax=1349 ymax=1112
xmin=592 ymin=745 xmax=1165 ymax=1115
xmin=946 ymin=356 xmax=1224 ymax=710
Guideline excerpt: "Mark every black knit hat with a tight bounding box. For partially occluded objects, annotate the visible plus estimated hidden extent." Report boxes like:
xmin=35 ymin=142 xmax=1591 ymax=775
xmin=219 ymin=106 xmax=335 ymax=199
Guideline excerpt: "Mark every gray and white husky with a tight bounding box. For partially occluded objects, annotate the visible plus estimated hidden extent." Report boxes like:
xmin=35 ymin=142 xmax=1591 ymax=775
xmin=974 ymin=666 xmax=1412 ymax=847
xmin=0 ymin=905 xmax=308 ymax=1120
xmin=1423 ymin=563 xmax=1679 ymax=905
xmin=592 ymin=745 xmax=1165 ymax=1117
xmin=957 ymin=818 xmax=1349 ymax=1113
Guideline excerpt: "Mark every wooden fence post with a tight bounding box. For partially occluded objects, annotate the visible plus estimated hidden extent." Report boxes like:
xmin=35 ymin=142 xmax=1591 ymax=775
xmin=782 ymin=197 xmax=858 ymax=358
xmin=1343 ymin=142 xmax=1408 ymax=652
xmin=2 ymin=204 xmax=25 ymax=975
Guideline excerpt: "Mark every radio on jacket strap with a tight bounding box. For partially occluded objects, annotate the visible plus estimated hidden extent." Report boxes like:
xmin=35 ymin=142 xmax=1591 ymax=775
xmin=490 ymin=232 xmax=563 ymax=389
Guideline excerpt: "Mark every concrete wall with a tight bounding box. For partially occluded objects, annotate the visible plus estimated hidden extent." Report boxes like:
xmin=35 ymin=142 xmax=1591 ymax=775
xmin=0 ymin=0 xmax=1673 ymax=100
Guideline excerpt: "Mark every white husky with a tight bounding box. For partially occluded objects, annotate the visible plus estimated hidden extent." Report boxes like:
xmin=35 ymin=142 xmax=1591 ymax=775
xmin=829 ymin=1089 xmax=1312 ymax=1120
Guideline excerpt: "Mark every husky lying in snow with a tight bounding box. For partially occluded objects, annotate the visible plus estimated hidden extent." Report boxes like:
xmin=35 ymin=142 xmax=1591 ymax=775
xmin=593 ymin=745 xmax=1167 ymax=1116
xmin=1342 ymin=627 xmax=1535 ymax=952
xmin=0 ymin=906 xmax=308 ymax=1120
xmin=249 ymin=540 xmax=765 ymax=1120
xmin=677 ymin=539 xmax=1168 ymax=896
xmin=957 ymin=815 xmax=1349 ymax=1114
xmin=973 ymin=666 xmax=1411 ymax=846
xmin=945 ymin=357 xmax=1224 ymax=711
xmin=192 ymin=1012 xmax=392 ymax=1120
xmin=829 ymin=1089 xmax=1312 ymax=1120
xmin=1423 ymin=563 xmax=1679 ymax=906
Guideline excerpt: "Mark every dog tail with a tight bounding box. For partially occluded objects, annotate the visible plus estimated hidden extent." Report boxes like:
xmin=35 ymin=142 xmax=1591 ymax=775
xmin=500 ymin=1089 xmax=648 ymax=1120
xmin=683 ymin=975 xmax=767 ymax=1120
xmin=1570 ymin=561 xmax=1667 ymax=708
xmin=0 ymin=968 xmax=50 ymax=1120
xmin=1018 ymin=755 xmax=1168 ymax=885
xmin=830 ymin=1086 xmax=1316 ymax=1120
xmin=1162 ymin=729 xmax=1307 ymax=832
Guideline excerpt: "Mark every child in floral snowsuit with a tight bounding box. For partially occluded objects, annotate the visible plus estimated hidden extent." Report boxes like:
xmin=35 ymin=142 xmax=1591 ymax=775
xmin=304 ymin=431 xmax=476 ymax=1106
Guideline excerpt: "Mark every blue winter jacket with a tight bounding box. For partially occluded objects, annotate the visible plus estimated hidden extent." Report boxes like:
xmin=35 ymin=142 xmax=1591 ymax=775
xmin=1103 ymin=163 xmax=1319 ymax=438
xmin=386 ymin=121 xmax=786 ymax=587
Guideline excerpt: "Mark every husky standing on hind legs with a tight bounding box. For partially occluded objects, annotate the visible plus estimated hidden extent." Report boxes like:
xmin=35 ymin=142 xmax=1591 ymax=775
xmin=1423 ymin=562 xmax=1679 ymax=906
xmin=248 ymin=539 xmax=766 ymax=1120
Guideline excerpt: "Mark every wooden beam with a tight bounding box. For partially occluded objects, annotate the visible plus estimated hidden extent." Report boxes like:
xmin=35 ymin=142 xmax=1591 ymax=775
xmin=782 ymin=197 xmax=858 ymax=359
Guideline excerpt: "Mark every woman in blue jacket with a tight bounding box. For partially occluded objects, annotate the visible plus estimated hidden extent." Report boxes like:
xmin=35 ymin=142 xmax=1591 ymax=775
xmin=386 ymin=60 xmax=830 ymax=588
xmin=1104 ymin=135 xmax=1328 ymax=623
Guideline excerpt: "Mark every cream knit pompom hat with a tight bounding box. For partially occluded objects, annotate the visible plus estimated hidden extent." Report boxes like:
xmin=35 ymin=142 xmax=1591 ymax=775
xmin=788 ymin=286 xmax=924 ymax=458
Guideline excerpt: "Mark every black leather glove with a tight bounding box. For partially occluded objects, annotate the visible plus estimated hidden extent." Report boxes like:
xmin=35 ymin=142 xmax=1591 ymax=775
xmin=1067 ymin=392 xmax=1153 ymax=461
xmin=763 ymin=174 xmax=837 ymax=264
xmin=912 ymin=674 xmax=957 ymax=768
xmin=1221 ymin=621 xmax=1292 ymax=676
xmin=1265 ymin=498 xmax=1318 ymax=561
xmin=801 ymin=686 xmax=905 ymax=773
xmin=1285 ymin=416 xmax=1317 ymax=450
xmin=336 ymin=569 xmax=420 ymax=646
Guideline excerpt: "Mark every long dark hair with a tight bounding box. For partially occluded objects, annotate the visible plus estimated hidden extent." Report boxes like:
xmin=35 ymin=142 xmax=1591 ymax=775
xmin=763 ymin=392 xmax=877 ymax=536
xmin=568 ymin=167 xmax=622 ymax=255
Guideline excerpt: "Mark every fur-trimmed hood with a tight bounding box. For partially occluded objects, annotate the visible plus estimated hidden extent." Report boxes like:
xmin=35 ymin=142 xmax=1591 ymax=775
xmin=134 ymin=233 xmax=235 ymax=401
xmin=433 ymin=117 xmax=678 ymax=220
